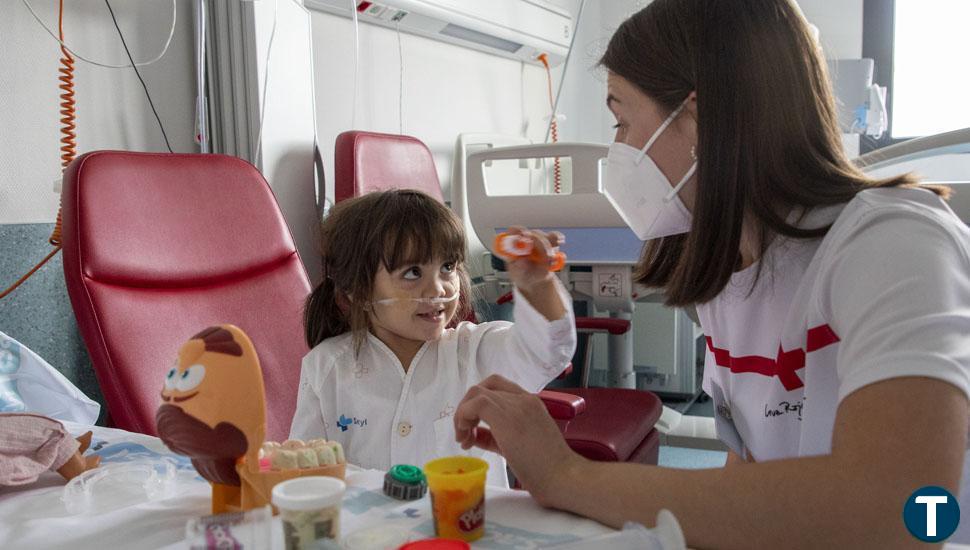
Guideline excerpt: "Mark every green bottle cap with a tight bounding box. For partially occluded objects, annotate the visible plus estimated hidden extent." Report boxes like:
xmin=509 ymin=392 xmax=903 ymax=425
xmin=383 ymin=464 xmax=428 ymax=500
xmin=389 ymin=464 xmax=426 ymax=485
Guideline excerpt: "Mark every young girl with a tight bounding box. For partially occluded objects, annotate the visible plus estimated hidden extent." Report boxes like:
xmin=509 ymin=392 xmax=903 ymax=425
xmin=289 ymin=189 xmax=576 ymax=486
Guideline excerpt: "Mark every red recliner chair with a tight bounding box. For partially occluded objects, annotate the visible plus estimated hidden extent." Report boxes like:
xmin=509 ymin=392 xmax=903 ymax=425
xmin=558 ymin=324 xmax=662 ymax=464
xmin=334 ymin=130 xmax=445 ymax=202
xmin=62 ymin=151 xmax=310 ymax=440
xmin=334 ymin=131 xmax=663 ymax=465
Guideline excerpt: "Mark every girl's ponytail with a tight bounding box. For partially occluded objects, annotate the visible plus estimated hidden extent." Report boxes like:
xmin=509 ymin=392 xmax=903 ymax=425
xmin=304 ymin=270 xmax=350 ymax=348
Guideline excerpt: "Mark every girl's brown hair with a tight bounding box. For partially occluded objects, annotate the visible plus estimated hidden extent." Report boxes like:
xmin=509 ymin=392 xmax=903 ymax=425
xmin=304 ymin=190 xmax=471 ymax=350
xmin=600 ymin=0 xmax=943 ymax=307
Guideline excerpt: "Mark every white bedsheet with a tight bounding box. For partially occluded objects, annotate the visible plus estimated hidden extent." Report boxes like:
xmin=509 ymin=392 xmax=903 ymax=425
xmin=0 ymin=422 xmax=209 ymax=549
xmin=0 ymin=422 xmax=615 ymax=550
xmin=5 ymin=422 xmax=964 ymax=550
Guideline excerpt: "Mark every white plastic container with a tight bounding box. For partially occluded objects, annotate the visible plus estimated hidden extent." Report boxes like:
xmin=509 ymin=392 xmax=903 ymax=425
xmin=272 ymin=476 xmax=346 ymax=550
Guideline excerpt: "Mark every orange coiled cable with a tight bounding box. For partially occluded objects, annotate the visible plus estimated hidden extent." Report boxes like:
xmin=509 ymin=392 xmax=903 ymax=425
xmin=0 ymin=0 xmax=71 ymax=300
xmin=52 ymin=0 xmax=75 ymax=246
xmin=538 ymin=54 xmax=561 ymax=194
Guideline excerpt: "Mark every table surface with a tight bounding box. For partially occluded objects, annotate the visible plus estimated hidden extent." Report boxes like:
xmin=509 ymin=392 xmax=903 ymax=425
xmin=3 ymin=422 xmax=969 ymax=550
xmin=0 ymin=422 xmax=617 ymax=550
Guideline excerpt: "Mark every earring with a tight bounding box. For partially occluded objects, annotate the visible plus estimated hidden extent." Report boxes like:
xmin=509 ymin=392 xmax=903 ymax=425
xmin=690 ymin=145 xmax=697 ymax=161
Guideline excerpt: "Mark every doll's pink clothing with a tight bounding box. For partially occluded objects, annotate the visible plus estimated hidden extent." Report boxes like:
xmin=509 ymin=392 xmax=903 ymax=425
xmin=0 ymin=413 xmax=80 ymax=486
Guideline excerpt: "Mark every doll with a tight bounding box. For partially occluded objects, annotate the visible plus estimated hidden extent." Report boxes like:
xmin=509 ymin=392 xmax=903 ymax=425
xmin=0 ymin=413 xmax=101 ymax=486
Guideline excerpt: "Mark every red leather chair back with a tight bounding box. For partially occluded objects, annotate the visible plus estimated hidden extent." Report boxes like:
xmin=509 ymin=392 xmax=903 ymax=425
xmin=334 ymin=131 xmax=444 ymax=203
xmin=333 ymin=131 xmax=477 ymax=325
xmin=62 ymin=151 xmax=310 ymax=439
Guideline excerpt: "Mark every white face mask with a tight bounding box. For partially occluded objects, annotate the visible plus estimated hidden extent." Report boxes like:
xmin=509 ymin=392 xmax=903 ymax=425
xmin=602 ymin=99 xmax=697 ymax=240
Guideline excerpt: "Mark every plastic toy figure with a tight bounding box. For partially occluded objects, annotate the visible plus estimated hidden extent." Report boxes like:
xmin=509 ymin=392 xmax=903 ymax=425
xmin=156 ymin=325 xmax=344 ymax=514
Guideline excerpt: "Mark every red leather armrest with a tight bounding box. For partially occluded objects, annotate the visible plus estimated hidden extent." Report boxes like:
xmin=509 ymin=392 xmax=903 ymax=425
xmin=538 ymin=390 xmax=586 ymax=420
xmin=556 ymin=363 xmax=574 ymax=380
xmin=575 ymin=317 xmax=631 ymax=335
xmin=498 ymin=294 xmax=630 ymax=335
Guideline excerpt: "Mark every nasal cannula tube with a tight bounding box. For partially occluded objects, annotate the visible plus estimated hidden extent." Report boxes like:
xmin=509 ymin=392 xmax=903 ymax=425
xmin=371 ymin=292 xmax=459 ymax=307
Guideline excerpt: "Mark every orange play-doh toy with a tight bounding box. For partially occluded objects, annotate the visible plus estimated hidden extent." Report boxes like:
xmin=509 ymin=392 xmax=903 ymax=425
xmin=493 ymin=232 xmax=566 ymax=272
xmin=156 ymin=325 xmax=345 ymax=514
xmin=424 ymin=456 xmax=489 ymax=542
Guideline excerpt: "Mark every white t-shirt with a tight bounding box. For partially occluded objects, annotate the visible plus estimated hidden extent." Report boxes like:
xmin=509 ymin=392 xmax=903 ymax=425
xmin=289 ymin=281 xmax=576 ymax=487
xmin=699 ymin=188 xmax=970 ymax=515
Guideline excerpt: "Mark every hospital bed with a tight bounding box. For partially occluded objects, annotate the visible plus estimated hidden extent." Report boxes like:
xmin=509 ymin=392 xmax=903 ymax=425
xmin=857 ymin=126 xmax=970 ymax=223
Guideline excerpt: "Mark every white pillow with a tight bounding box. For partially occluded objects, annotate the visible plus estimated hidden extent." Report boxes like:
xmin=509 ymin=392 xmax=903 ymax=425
xmin=0 ymin=330 xmax=100 ymax=425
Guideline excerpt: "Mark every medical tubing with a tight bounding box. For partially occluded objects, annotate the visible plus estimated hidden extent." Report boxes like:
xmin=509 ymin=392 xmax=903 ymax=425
xmin=397 ymin=21 xmax=404 ymax=134
xmin=105 ymin=0 xmax=173 ymax=154
xmin=0 ymin=248 xmax=62 ymax=300
xmin=252 ymin=0 xmax=279 ymax=164
xmin=350 ymin=0 xmax=359 ymax=129
xmin=21 ymin=0 xmax=177 ymax=69
xmin=371 ymin=293 xmax=459 ymax=306
xmin=1 ymin=0 xmax=71 ymax=300
xmin=52 ymin=0 xmax=75 ymax=245
xmin=544 ymin=0 xmax=584 ymax=145
xmin=538 ymin=54 xmax=562 ymax=194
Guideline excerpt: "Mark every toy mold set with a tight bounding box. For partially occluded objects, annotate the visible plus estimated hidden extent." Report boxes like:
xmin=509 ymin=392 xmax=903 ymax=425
xmin=259 ymin=438 xmax=345 ymax=471
xmin=155 ymin=324 xmax=346 ymax=514
xmin=493 ymin=231 xmax=566 ymax=271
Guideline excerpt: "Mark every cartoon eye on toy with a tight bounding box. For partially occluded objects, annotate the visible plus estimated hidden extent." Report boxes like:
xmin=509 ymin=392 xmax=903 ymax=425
xmin=176 ymin=364 xmax=206 ymax=392
xmin=164 ymin=367 xmax=178 ymax=390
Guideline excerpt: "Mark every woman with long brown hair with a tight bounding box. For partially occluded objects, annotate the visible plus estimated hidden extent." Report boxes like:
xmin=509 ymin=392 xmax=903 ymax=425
xmin=452 ymin=0 xmax=970 ymax=547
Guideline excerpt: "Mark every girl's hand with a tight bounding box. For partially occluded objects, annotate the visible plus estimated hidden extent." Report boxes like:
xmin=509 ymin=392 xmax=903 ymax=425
xmin=504 ymin=226 xmax=564 ymax=294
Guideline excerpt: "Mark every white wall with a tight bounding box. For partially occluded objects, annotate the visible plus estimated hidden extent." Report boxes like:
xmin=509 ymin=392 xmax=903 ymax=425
xmin=550 ymin=0 xmax=866 ymax=149
xmin=0 ymin=0 xmax=632 ymax=223
xmin=250 ymin=0 xmax=322 ymax=283
xmin=797 ymin=0 xmax=864 ymax=59
xmin=1 ymin=0 xmax=197 ymax=224
xmin=308 ymin=0 xmax=629 ymax=203
xmin=310 ymin=10 xmax=534 ymax=202
xmin=549 ymin=0 xmax=644 ymax=146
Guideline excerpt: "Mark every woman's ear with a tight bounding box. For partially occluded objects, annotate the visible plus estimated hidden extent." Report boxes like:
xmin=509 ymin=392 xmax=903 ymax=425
xmin=686 ymin=91 xmax=698 ymax=120
xmin=683 ymin=91 xmax=699 ymax=147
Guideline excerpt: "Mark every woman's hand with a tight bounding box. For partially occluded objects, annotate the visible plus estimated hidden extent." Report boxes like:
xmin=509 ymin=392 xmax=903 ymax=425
xmin=454 ymin=374 xmax=582 ymax=505
xmin=503 ymin=226 xmax=564 ymax=294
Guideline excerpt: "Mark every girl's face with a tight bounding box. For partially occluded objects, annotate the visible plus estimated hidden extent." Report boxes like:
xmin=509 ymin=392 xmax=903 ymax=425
xmin=368 ymin=256 xmax=461 ymax=347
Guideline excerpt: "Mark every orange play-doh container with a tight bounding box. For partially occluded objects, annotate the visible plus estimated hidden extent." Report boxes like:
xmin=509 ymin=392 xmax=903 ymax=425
xmin=423 ymin=457 xmax=488 ymax=542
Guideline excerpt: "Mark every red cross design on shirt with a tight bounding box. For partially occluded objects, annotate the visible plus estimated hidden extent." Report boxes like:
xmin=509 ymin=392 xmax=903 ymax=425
xmin=706 ymin=325 xmax=840 ymax=391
